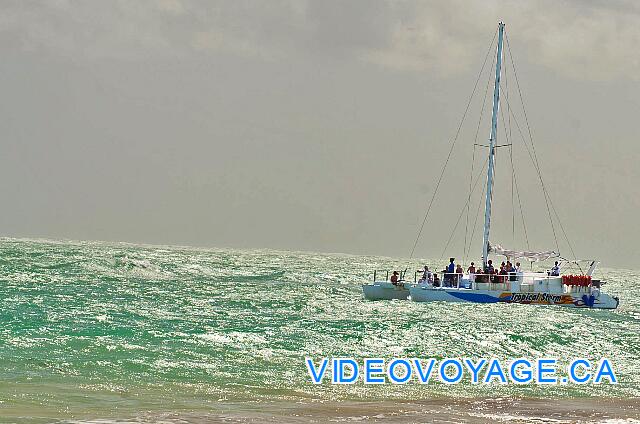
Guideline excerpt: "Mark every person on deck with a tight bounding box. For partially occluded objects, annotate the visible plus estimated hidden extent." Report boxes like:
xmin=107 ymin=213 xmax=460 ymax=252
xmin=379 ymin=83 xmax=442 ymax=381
xmin=467 ymin=262 xmax=476 ymax=274
xmin=485 ymin=259 xmax=495 ymax=274
xmin=421 ymin=266 xmax=433 ymax=282
xmin=467 ymin=262 xmax=476 ymax=282
xmin=451 ymin=263 xmax=462 ymax=287
xmin=390 ymin=271 xmax=399 ymax=285
xmin=484 ymin=259 xmax=495 ymax=283
xmin=417 ymin=271 xmax=426 ymax=284
xmin=446 ymin=258 xmax=455 ymax=274
xmin=515 ymin=262 xmax=523 ymax=281
xmin=499 ymin=263 xmax=508 ymax=283
xmin=550 ymin=261 xmax=560 ymax=276
xmin=418 ymin=266 xmax=430 ymax=285
xmin=506 ymin=261 xmax=516 ymax=281
xmin=445 ymin=258 xmax=455 ymax=286
xmin=455 ymin=264 xmax=464 ymax=285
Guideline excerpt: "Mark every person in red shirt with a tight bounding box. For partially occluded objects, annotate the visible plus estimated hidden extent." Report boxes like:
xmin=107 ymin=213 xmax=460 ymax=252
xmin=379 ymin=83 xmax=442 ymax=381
xmin=390 ymin=271 xmax=399 ymax=285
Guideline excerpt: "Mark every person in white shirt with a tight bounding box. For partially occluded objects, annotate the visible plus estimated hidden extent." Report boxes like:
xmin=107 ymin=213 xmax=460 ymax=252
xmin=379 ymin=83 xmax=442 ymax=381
xmin=515 ymin=262 xmax=523 ymax=281
xmin=550 ymin=261 xmax=560 ymax=276
xmin=418 ymin=266 xmax=432 ymax=285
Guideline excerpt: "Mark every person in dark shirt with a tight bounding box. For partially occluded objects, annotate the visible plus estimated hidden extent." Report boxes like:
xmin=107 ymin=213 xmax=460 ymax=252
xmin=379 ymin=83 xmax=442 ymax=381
xmin=390 ymin=271 xmax=399 ymax=285
xmin=484 ymin=259 xmax=495 ymax=283
xmin=485 ymin=259 xmax=495 ymax=274
xmin=499 ymin=263 xmax=508 ymax=283
xmin=506 ymin=261 xmax=516 ymax=281
xmin=445 ymin=258 xmax=455 ymax=286
xmin=446 ymin=258 xmax=455 ymax=274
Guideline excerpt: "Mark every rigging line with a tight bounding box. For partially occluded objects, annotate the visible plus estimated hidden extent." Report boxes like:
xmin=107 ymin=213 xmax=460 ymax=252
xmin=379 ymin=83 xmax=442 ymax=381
xmin=511 ymin=147 xmax=531 ymax=250
xmin=467 ymin=178 xmax=487 ymax=262
xmin=473 ymin=69 xmax=495 ymax=146
xmin=499 ymin=100 xmax=515 ymax=242
xmin=502 ymin=81 xmax=560 ymax=254
xmin=440 ymin=156 xmax=490 ymax=260
xmin=464 ymin=52 xmax=495 ymax=263
xmin=505 ymin=44 xmax=513 ymax=150
xmin=510 ymin=136 xmax=516 ymax=242
xmin=504 ymin=34 xmax=558 ymax=246
xmin=549 ymin=195 xmax=584 ymax=273
xmin=499 ymin=86 xmax=516 ymax=245
xmin=463 ymin=145 xmax=476 ymax=264
xmin=505 ymin=33 xmax=576 ymax=260
xmin=408 ymin=27 xmax=498 ymax=260
xmin=503 ymin=48 xmax=516 ymax=244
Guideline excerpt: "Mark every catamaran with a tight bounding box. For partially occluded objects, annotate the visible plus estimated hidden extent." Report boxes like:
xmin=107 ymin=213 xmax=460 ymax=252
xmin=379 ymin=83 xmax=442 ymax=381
xmin=362 ymin=22 xmax=619 ymax=309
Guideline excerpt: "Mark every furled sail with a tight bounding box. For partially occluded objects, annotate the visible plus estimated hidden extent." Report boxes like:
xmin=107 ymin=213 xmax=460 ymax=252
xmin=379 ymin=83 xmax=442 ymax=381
xmin=488 ymin=243 xmax=559 ymax=262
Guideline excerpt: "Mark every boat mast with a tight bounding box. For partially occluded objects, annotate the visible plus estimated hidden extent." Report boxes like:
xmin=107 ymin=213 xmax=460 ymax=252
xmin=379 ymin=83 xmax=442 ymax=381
xmin=482 ymin=22 xmax=505 ymax=269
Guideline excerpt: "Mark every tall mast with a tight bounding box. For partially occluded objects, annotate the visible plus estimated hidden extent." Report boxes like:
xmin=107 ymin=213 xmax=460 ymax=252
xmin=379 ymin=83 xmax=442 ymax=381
xmin=482 ymin=22 xmax=505 ymax=269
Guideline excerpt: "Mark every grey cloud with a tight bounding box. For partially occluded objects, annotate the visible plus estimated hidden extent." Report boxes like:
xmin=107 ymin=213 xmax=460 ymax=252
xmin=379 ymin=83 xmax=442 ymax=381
xmin=1 ymin=1 xmax=639 ymax=79
xmin=0 ymin=0 xmax=638 ymax=267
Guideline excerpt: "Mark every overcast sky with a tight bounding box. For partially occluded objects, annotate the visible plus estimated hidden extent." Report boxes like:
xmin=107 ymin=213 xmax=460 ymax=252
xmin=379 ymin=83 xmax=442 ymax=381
xmin=0 ymin=0 xmax=638 ymax=267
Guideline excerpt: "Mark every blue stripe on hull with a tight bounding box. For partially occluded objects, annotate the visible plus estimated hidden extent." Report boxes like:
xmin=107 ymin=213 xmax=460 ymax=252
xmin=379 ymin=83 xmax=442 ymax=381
xmin=448 ymin=291 xmax=504 ymax=303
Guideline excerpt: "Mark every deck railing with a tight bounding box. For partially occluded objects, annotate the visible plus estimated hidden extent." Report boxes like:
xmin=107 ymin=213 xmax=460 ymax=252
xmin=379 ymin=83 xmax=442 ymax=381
xmin=373 ymin=269 xmax=599 ymax=294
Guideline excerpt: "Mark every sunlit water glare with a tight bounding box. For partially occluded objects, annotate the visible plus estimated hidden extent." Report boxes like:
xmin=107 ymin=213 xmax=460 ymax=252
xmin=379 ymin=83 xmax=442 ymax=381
xmin=0 ymin=238 xmax=638 ymax=421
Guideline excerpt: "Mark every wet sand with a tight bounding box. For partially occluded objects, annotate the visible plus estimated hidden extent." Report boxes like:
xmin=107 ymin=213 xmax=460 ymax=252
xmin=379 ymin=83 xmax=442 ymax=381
xmin=4 ymin=397 xmax=634 ymax=423
xmin=155 ymin=398 xmax=640 ymax=423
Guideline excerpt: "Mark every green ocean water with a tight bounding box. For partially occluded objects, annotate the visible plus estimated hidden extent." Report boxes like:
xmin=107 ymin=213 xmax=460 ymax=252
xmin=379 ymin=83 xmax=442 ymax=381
xmin=0 ymin=238 xmax=639 ymax=420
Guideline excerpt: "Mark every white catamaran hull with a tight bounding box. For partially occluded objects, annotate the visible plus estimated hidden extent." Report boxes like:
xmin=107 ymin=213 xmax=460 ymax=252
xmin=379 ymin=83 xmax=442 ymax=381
xmin=362 ymin=282 xmax=412 ymax=300
xmin=409 ymin=286 xmax=619 ymax=309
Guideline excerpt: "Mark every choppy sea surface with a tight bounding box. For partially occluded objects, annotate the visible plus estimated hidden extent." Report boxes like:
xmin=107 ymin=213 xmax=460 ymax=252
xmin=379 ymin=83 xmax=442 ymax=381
xmin=0 ymin=238 xmax=639 ymax=423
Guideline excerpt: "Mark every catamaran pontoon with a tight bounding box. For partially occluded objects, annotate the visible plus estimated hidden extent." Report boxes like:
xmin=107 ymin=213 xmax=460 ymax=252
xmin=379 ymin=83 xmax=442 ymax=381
xmin=362 ymin=22 xmax=619 ymax=309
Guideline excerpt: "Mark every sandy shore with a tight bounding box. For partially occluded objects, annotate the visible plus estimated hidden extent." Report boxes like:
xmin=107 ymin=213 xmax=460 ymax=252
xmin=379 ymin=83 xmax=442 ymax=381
xmin=3 ymin=397 xmax=633 ymax=423
xmin=152 ymin=398 xmax=640 ymax=423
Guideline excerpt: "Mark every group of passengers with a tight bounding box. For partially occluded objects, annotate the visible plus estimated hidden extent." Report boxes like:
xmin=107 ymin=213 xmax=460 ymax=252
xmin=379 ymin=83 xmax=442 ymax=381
xmin=414 ymin=257 xmax=524 ymax=287
xmin=494 ymin=260 xmax=523 ymax=283
xmin=395 ymin=258 xmax=562 ymax=287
